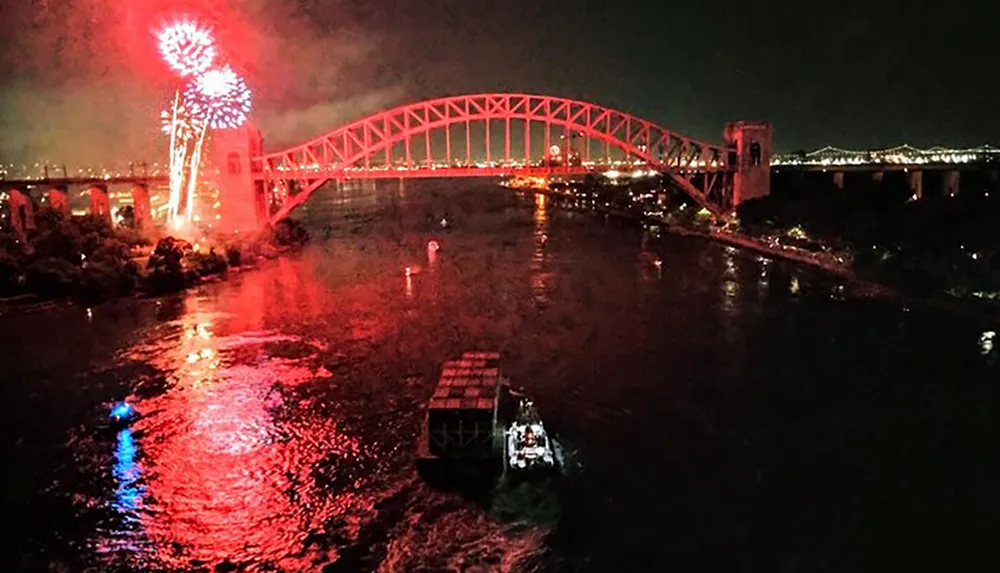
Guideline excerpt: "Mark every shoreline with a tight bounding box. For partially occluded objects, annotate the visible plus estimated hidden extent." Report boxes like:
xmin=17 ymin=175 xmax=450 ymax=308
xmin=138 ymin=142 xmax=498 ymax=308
xmin=537 ymin=189 xmax=1000 ymax=326
xmin=0 ymin=263 xmax=261 ymax=317
xmin=668 ymin=223 xmax=1000 ymax=326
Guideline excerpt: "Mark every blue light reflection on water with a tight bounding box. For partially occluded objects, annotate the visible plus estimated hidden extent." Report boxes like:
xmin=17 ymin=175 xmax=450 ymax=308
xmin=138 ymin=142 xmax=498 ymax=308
xmin=113 ymin=429 xmax=145 ymax=518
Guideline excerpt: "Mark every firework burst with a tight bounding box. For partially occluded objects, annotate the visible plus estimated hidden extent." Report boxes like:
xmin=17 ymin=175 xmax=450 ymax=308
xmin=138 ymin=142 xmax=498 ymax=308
xmin=160 ymin=106 xmax=202 ymax=141
xmin=184 ymin=66 xmax=252 ymax=130
xmin=153 ymin=18 xmax=253 ymax=234
xmin=156 ymin=20 xmax=218 ymax=77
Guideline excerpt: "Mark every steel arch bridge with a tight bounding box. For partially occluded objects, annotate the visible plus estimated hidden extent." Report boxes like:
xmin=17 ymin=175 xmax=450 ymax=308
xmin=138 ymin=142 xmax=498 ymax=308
xmin=245 ymin=94 xmax=754 ymax=224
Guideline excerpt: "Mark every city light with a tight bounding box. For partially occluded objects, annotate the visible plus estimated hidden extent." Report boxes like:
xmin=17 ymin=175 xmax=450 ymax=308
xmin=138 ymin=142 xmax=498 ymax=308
xmin=773 ymin=144 xmax=1000 ymax=167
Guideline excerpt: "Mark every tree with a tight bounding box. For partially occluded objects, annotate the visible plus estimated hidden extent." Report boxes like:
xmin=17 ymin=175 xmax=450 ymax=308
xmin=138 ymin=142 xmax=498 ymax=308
xmin=0 ymin=250 xmax=21 ymax=296
xmin=116 ymin=205 xmax=136 ymax=229
xmin=189 ymin=248 xmax=228 ymax=277
xmin=145 ymin=237 xmax=192 ymax=293
xmin=30 ymin=207 xmax=83 ymax=263
xmin=270 ymin=219 xmax=311 ymax=248
xmin=25 ymin=258 xmax=80 ymax=299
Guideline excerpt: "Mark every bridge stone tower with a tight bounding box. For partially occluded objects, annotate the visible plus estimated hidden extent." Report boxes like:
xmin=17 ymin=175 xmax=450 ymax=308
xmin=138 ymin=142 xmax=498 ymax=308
xmin=212 ymin=124 xmax=268 ymax=233
xmin=45 ymin=186 xmax=71 ymax=215
xmin=88 ymin=185 xmax=112 ymax=225
xmin=7 ymin=189 xmax=36 ymax=239
xmin=724 ymin=121 xmax=772 ymax=206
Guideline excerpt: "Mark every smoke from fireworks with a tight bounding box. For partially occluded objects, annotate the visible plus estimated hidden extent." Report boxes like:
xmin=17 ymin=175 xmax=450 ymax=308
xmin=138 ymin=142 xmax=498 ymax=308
xmin=156 ymin=20 xmax=217 ymax=78
xmin=186 ymin=66 xmax=253 ymax=129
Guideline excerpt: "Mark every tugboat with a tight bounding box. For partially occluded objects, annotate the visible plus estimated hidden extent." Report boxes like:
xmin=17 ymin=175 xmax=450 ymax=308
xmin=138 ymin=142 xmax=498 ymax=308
xmin=504 ymin=394 xmax=560 ymax=481
xmin=417 ymin=352 xmax=562 ymax=488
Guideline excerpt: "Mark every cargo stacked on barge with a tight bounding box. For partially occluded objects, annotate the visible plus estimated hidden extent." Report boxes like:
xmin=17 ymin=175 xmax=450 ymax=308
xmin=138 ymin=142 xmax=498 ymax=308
xmin=417 ymin=352 xmax=508 ymax=477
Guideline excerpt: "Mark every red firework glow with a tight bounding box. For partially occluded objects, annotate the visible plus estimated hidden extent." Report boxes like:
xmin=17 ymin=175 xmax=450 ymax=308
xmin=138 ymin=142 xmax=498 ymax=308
xmin=156 ymin=20 xmax=218 ymax=77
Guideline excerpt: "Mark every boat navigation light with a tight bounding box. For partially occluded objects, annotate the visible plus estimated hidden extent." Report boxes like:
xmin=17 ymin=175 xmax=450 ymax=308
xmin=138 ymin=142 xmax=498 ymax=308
xmin=111 ymin=402 xmax=134 ymax=422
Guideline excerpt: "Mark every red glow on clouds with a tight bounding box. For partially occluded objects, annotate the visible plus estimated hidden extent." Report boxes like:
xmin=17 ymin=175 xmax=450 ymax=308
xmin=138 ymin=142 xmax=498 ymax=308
xmin=120 ymin=1 xmax=255 ymax=84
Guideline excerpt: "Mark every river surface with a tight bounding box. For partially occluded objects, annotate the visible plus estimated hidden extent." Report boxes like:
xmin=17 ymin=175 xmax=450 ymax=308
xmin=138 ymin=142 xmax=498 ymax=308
xmin=2 ymin=182 xmax=997 ymax=572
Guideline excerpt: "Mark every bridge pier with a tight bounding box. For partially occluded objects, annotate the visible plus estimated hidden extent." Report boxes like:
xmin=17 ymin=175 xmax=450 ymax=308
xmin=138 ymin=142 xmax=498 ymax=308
xmin=6 ymin=188 xmax=36 ymax=238
xmin=942 ymin=170 xmax=960 ymax=197
xmin=88 ymin=185 xmax=112 ymax=224
xmin=724 ymin=121 xmax=772 ymax=207
xmin=212 ymin=124 xmax=267 ymax=233
xmin=832 ymin=171 xmax=844 ymax=189
xmin=45 ymin=187 xmax=71 ymax=215
xmin=130 ymin=184 xmax=152 ymax=231
xmin=908 ymin=170 xmax=923 ymax=200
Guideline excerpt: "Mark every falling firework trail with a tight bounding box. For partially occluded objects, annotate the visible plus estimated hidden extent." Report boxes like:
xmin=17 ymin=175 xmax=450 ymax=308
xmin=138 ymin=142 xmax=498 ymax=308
xmin=186 ymin=122 xmax=208 ymax=224
xmin=162 ymin=94 xmax=202 ymax=229
xmin=167 ymin=91 xmax=183 ymax=225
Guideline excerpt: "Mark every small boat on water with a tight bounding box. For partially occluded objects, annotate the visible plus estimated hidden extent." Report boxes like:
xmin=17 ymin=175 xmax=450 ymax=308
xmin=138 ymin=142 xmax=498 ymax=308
xmin=417 ymin=352 xmax=562 ymax=487
xmin=505 ymin=395 xmax=560 ymax=480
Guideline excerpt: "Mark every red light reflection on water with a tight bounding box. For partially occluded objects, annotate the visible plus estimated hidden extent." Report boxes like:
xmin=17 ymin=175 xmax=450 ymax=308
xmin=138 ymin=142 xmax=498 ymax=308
xmin=107 ymin=291 xmax=368 ymax=568
xmin=531 ymin=193 xmax=555 ymax=305
xmin=134 ymin=363 xmax=342 ymax=566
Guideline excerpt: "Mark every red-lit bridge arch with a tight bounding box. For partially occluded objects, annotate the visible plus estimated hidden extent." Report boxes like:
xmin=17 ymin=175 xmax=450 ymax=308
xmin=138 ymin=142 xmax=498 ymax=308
xmin=249 ymin=94 xmax=740 ymax=223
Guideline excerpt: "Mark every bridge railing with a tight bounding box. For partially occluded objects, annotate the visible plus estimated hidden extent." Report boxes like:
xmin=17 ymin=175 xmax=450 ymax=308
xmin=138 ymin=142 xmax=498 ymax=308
xmin=1 ymin=162 xmax=168 ymax=182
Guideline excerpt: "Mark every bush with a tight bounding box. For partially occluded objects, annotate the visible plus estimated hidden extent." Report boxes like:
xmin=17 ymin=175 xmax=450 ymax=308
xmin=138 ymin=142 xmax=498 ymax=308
xmin=120 ymin=260 xmax=141 ymax=291
xmin=0 ymin=250 xmax=22 ymax=296
xmin=90 ymin=237 xmax=131 ymax=264
xmin=115 ymin=227 xmax=151 ymax=248
xmin=189 ymin=249 xmax=228 ymax=277
xmin=25 ymin=258 xmax=80 ymax=299
xmin=1 ymin=206 xmax=156 ymax=301
xmin=77 ymin=260 xmax=123 ymax=302
xmin=145 ymin=237 xmax=191 ymax=293
xmin=31 ymin=209 xmax=84 ymax=263
xmin=225 ymin=245 xmax=242 ymax=267
xmin=270 ymin=219 xmax=311 ymax=248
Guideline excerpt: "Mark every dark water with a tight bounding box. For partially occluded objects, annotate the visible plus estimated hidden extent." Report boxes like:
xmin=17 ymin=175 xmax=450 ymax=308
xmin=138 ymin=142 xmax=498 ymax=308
xmin=2 ymin=183 xmax=998 ymax=573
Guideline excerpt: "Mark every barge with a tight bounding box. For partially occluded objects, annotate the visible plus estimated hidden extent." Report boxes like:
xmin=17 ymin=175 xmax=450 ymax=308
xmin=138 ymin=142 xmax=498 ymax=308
xmin=417 ymin=352 xmax=560 ymax=485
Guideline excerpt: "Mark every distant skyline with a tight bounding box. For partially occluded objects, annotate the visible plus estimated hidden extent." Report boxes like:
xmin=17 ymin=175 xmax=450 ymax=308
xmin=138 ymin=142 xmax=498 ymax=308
xmin=0 ymin=0 xmax=997 ymax=166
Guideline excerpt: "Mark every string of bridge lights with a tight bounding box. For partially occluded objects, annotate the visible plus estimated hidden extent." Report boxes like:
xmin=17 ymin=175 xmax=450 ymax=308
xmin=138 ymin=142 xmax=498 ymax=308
xmin=773 ymin=144 xmax=1000 ymax=166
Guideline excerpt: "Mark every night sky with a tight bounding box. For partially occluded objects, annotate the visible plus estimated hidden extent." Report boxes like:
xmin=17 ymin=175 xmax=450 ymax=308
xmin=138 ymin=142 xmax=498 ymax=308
xmin=0 ymin=0 xmax=997 ymax=166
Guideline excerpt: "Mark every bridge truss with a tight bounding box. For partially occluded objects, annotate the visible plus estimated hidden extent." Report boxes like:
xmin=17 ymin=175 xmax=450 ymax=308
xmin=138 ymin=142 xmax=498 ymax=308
xmin=251 ymin=94 xmax=733 ymax=222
